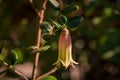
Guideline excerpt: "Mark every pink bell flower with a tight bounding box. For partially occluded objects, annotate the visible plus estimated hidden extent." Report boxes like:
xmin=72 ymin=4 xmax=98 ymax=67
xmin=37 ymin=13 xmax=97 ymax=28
xmin=54 ymin=28 xmax=78 ymax=68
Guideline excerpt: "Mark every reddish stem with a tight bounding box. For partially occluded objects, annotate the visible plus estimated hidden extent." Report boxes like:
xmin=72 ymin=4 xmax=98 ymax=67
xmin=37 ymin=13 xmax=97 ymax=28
xmin=36 ymin=67 xmax=58 ymax=80
xmin=30 ymin=0 xmax=48 ymax=80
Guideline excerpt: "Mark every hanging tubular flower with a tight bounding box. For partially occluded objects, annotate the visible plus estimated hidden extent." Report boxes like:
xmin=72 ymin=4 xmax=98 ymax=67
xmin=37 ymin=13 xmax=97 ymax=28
xmin=53 ymin=28 xmax=78 ymax=68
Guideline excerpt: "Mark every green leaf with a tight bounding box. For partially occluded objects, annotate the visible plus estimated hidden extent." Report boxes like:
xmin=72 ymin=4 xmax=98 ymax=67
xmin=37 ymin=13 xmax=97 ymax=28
xmin=40 ymin=22 xmax=52 ymax=33
xmin=61 ymin=24 xmax=67 ymax=29
xmin=41 ymin=75 xmax=57 ymax=80
xmin=60 ymin=15 xmax=67 ymax=24
xmin=43 ymin=33 xmax=56 ymax=41
xmin=48 ymin=0 xmax=59 ymax=9
xmin=67 ymin=16 xmax=83 ymax=28
xmin=49 ymin=19 xmax=61 ymax=29
xmin=32 ymin=45 xmax=51 ymax=53
xmin=62 ymin=5 xmax=79 ymax=14
xmin=0 ymin=47 xmax=8 ymax=61
xmin=10 ymin=50 xmax=18 ymax=65
xmin=27 ymin=46 xmax=38 ymax=50
xmin=8 ymin=48 xmax=24 ymax=64
xmin=66 ymin=0 xmax=74 ymax=4
xmin=40 ymin=45 xmax=51 ymax=51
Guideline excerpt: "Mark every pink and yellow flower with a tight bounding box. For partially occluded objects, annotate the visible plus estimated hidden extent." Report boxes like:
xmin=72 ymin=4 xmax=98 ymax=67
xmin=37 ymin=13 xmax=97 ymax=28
xmin=54 ymin=28 xmax=78 ymax=68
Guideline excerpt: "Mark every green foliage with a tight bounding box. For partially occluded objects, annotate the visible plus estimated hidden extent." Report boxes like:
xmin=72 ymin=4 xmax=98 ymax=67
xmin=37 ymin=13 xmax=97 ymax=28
xmin=10 ymin=50 xmax=18 ymax=65
xmin=43 ymin=33 xmax=56 ymax=41
xmin=40 ymin=21 xmax=52 ymax=33
xmin=41 ymin=75 xmax=57 ymax=80
xmin=12 ymin=48 xmax=24 ymax=64
xmin=96 ymin=28 xmax=120 ymax=64
xmin=66 ymin=0 xmax=74 ymax=4
xmin=32 ymin=45 xmax=51 ymax=53
xmin=48 ymin=0 xmax=59 ymax=9
xmin=49 ymin=19 xmax=62 ymax=29
xmin=60 ymin=15 xmax=67 ymax=24
xmin=0 ymin=47 xmax=7 ymax=61
xmin=61 ymin=5 xmax=79 ymax=14
xmin=6 ymin=48 xmax=24 ymax=65
xmin=0 ymin=0 xmax=120 ymax=80
xmin=67 ymin=16 xmax=83 ymax=28
xmin=0 ymin=42 xmax=5 ymax=61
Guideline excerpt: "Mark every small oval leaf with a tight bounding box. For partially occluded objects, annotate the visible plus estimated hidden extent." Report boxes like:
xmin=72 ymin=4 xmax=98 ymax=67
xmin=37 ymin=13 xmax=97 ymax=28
xmin=40 ymin=22 xmax=52 ymax=33
xmin=67 ymin=16 xmax=83 ymax=28
xmin=41 ymin=45 xmax=51 ymax=51
xmin=48 ymin=0 xmax=59 ymax=9
xmin=43 ymin=33 xmax=55 ymax=41
xmin=11 ymin=50 xmax=18 ymax=65
xmin=32 ymin=45 xmax=51 ymax=53
xmin=10 ymin=48 xmax=24 ymax=64
xmin=62 ymin=5 xmax=79 ymax=14
xmin=60 ymin=15 xmax=67 ymax=24
xmin=49 ymin=19 xmax=61 ymax=29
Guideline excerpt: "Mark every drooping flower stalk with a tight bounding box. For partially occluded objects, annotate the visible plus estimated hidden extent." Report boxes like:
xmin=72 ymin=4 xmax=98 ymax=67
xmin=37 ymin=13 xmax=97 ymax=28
xmin=54 ymin=28 xmax=78 ymax=68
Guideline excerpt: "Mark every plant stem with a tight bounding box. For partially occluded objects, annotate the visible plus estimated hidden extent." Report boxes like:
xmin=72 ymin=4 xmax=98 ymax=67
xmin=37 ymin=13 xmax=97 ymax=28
xmin=35 ymin=1 xmax=63 ymax=79
xmin=36 ymin=67 xmax=58 ymax=80
xmin=14 ymin=69 xmax=29 ymax=80
xmin=0 ymin=60 xmax=29 ymax=80
xmin=0 ymin=69 xmax=10 ymax=75
xmin=29 ymin=0 xmax=48 ymax=80
xmin=0 ymin=60 xmax=9 ymax=66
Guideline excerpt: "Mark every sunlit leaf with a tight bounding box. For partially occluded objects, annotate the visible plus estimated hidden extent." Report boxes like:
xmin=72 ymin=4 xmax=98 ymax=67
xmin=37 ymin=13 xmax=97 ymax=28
xmin=103 ymin=7 xmax=113 ymax=17
xmin=61 ymin=24 xmax=67 ymax=29
xmin=48 ymin=0 xmax=59 ymax=9
xmin=0 ymin=48 xmax=8 ymax=61
xmin=49 ymin=19 xmax=61 ymax=28
xmin=27 ymin=46 xmax=38 ymax=50
xmin=7 ymin=48 xmax=24 ymax=64
xmin=32 ymin=45 xmax=51 ymax=53
xmin=40 ymin=45 xmax=51 ymax=51
xmin=41 ymin=75 xmax=57 ymax=80
xmin=10 ymin=50 xmax=18 ymax=65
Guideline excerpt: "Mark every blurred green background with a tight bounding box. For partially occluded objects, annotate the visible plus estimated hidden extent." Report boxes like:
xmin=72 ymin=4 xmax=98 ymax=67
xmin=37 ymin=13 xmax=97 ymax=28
xmin=0 ymin=0 xmax=120 ymax=80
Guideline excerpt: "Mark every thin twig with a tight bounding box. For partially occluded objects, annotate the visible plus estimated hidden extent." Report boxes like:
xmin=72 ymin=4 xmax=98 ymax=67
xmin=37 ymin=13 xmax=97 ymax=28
xmin=58 ymin=0 xmax=64 ymax=9
xmin=0 ymin=60 xmax=29 ymax=80
xmin=35 ymin=1 xmax=63 ymax=80
xmin=36 ymin=67 xmax=58 ymax=80
xmin=14 ymin=69 xmax=29 ymax=80
xmin=29 ymin=0 xmax=48 ymax=80
xmin=0 ymin=69 xmax=10 ymax=75
xmin=29 ymin=0 xmax=40 ymax=17
xmin=0 ymin=60 xmax=9 ymax=67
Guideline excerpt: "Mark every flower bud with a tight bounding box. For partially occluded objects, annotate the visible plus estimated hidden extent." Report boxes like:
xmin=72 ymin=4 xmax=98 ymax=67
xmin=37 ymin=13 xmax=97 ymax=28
xmin=53 ymin=28 xmax=78 ymax=68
